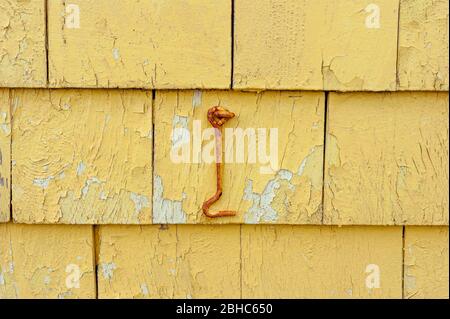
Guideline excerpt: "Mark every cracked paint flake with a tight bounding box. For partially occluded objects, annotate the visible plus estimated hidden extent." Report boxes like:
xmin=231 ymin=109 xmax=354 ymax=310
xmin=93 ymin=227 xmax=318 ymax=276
xmin=243 ymin=146 xmax=323 ymax=224
xmin=0 ymin=223 xmax=95 ymax=298
xmin=324 ymin=92 xmax=449 ymax=225
xmin=47 ymin=0 xmax=231 ymax=88
xmin=0 ymin=0 xmax=46 ymax=87
xmin=243 ymin=170 xmax=294 ymax=224
xmin=154 ymin=90 xmax=324 ymax=224
xmin=153 ymin=175 xmax=187 ymax=224
xmin=100 ymin=262 xmax=116 ymax=280
xmin=398 ymin=0 xmax=449 ymax=91
xmin=404 ymin=227 xmax=449 ymax=298
xmin=11 ymin=89 xmax=153 ymax=224
xmin=234 ymin=0 xmax=398 ymax=91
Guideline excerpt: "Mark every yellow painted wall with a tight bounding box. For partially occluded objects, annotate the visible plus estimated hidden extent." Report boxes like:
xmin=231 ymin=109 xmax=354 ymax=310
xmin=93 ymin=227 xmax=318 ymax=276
xmin=0 ymin=0 xmax=47 ymax=87
xmin=398 ymin=0 xmax=449 ymax=91
xmin=234 ymin=0 xmax=399 ymax=91
xmin=324 ymin=92 xmax=449 ymax=225
xmin=12 ymin=89 xmax=153 ymax=224
xmin=48 ymin=0 xmax=231 ymax=89
xmin=0 ymin=0 xmax=448 ymax=300
xmin=242 ymin=226 xmax=403 ymax=298
xmin=0 ymin=223 xmax=95 ymax=298
xmin=97 ymin=225 xmax=241 ymax=299
xmin=404 ymin=226 xmax=449 ymax=299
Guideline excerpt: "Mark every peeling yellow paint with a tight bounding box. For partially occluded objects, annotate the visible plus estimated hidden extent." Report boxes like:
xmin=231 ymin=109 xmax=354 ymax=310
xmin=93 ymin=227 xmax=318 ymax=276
xmin=0 ymin=223 xmax=95 ymax=298
xmin=154 ymin=90 xmax=324 ymax=224
xmin=48 ymin=0 xmax=231 ymax=88
xmin=0 ymin=0 xmax=47 ymax=87
xmin=0 ymin=89 xmax=10 ymax=222
xmin=234 ymin=0 xmax=398 ymax=91
xmin=404 ymin=226 xmax=449 ymax=299
xmin=398 ymin=0 xmax=449 ymax=91
xmin=0 ymin=0 xmax=448 ymax=300
xmin=97 ymin=225 xmax=240 ymax=299
xmin=324 ymin=92 xmax=449 ymax=225
xmin=12 ymin=89 xmax=153 ymax=224
xmin=242 ymin=225 xmax=403 ymax=298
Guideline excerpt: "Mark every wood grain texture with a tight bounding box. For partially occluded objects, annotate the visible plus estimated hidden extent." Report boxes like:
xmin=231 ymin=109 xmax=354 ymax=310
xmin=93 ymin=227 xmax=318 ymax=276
xmin=48 ymin=0 xmax=231 ymax=89
xmin=324 ymin=92 xmax=449 ymax=225
xmin=12 ymin=89 xmax=152 ymax=224
xmin=154 ymin=90 xmax=324 ymax=224
xmin=398 ymin=0 xmax=449 ymax=91
xmin=0 ymin=223 xmax=95 ymax=298
xmin=234 ymin=0 xmax=398 ymax=91
xmin=0 ymin=89 xmax=10 ymax=222
xmin=0 ymin=0 xmax=46 ymax=87
xmin=242 ymin=225 xmax=403 ymax=298
xmin=97 ymin=225 xmax=240 ymax=298
xmin=404 ymin=226 xmax=449 ymax=299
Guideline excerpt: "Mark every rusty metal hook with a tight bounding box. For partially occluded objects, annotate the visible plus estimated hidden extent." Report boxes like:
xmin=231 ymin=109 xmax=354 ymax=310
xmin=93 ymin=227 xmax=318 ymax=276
xmin=202 ymin=106 xmax=237 ymax=218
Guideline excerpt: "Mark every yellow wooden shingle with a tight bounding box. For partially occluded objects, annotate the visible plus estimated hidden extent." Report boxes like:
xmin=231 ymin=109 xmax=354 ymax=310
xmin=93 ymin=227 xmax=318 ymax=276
xmin=48 ymin=0 xmax=231 ymax=88
xmin=242 ymin=225 xmax=403 ymax=298
xmin=404 ymin=226 xmax=449 ymax=299
xmin=398 ymin=0 xmax=449 ymax=91
xmin=0 ymin=89 xmax=10 ymax=222
xmin=154 ymin=90 xmax=324 ymax=224
xmin=234 ymin=0 xmax=398 ymax=91
xmin=97 ymin=225 xmax=240 ymax=298
xmin=0 ymin=223 xmax=95 ymax=298
xmin=0 ymin=0 xmax=47 ymax=87
xmin=324 ymin=92 xmax=449 ymax=225
xmin=12 ymin=89 xmax=152 ymax=224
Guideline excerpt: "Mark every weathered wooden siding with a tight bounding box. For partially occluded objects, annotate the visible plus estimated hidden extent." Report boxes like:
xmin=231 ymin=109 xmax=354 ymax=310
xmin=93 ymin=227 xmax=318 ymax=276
xmin=0 ymin=0 xmax=447 ymax=300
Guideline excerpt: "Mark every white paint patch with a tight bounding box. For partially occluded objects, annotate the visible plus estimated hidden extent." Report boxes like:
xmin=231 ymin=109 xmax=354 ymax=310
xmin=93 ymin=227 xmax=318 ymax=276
xmin=243 ymin=169 xmax=295 ymax=224
xmin=0 ymin=272 xmax=4 ymax=285
xmin=192 ymin=90 xmax=202 ymax=107
xmin=171 ymin=115 xmax=190 ymax=147
xmin=99 ymin=191 xmax=108 ymax=200
xmin=112 ymin=48 xmax=120 ymax=61
xmin=65 ymin=4 xmax=80 ymax=29
xmin=100 ymin=262 xmax=116 ymax=280
xmin=33 ymin=176 xmax=54 ymax=189
xmin=0 ymin=111 xmax=10 ymax=135
xmin=76 ymin=162 xmax=86 ymax=176
xmin=44 ymin=275 xmax=51 ymax=285
xmin=130 ymin=192 xmax=150 ymax=215
xmin=140 ymin=283 xmax=149 ymax=296
xmin=153 ymin=175 xmax=187 ymax=223
xmin=81 ymin=177 xmax=102 ymax=197
xmin=297 ymin=147 xmax=319 ymax=176
xmin=58 ymin=291 xmax=73 ymax=299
